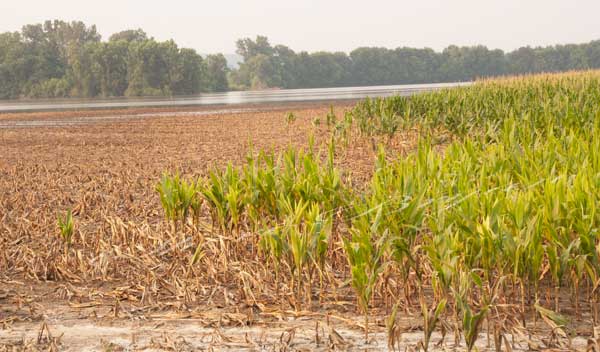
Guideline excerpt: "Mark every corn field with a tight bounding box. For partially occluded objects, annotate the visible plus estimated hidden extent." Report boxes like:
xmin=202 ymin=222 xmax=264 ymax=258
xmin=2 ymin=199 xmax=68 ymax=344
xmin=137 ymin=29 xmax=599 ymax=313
xmin=3 ymin=72 xmax=600 ymax=350
xmin=154 ymin=71 xmax=600 ymax=349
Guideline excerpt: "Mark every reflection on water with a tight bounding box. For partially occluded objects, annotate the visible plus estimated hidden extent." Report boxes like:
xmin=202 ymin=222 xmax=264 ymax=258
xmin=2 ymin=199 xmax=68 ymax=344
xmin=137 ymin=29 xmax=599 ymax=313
xmin=0 ymin=108 xmax=269 ymax=129
xmin=0 ymin=82 xmax=471 ymax=113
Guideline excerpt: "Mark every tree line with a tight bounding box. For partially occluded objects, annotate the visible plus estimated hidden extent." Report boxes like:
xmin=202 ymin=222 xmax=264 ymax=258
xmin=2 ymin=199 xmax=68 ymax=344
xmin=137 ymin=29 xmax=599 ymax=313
xmin=231 ymin=36 xmax=600 ymax=89
xmin=0 ymin=20 xmax=228 ymax=99
xmin=1 ymin=20 xmax=600 ymax=99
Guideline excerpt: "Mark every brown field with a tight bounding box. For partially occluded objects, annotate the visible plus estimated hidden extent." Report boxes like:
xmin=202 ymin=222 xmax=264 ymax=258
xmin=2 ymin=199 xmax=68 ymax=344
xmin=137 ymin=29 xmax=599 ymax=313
xmin=0 ymin=103 xmax=417 ymax=351
xmin=0 ymin=103 xmax=589 ymax=351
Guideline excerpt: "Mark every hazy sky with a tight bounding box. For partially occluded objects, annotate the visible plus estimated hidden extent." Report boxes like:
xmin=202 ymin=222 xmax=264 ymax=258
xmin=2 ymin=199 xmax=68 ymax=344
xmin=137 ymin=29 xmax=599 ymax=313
xmin=1 ymin=0 xmax=599 ymax=54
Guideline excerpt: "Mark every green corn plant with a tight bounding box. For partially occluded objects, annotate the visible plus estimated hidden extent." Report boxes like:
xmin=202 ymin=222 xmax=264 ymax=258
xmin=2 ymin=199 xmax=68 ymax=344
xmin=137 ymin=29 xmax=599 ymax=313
xmin=343 ymin=205 xmax=389 ymax=341
xmin=319 ymin=139 xmax=343 ymax=212
xmin=371 ymin=147 xmax=426 ymax=286
xmin=279 ymin=147 xmax=299 ymax=200
xmin=190 ymin=180 xmax=204 ymax=227
xmin=419 ymin=297 xmax=447 ymax=352
xmin=306 ymin=203 xmax=332 ymax=296
xmin=330 ymin=111 xmax=354 ymax=147
xmin=326 ymin=105 xmax=337 ymax=127
xmin=57 ymin=209 xmax=74 ymax=246
xmin=225 ymin=183 xmax=244 ymax=234
xmin=459 ymin=300 xmax=489 ymax=352
xmin=201 ymin=164 xmax=245 ymax=235
xmin=386 ymin=302 xmax=402 ymax=351
xmin=177 ymin=177 xmax=198 ymax=225
xmin=285 ymin=112 xmax=297 ymax=125
xmin=259 ymin=224 xmax=285 ymax=280
xmin=286 ymin=206 xmax=310 ymax=305
xmin=343 ymin=110 xmax=353 ymax=126
xmin=453 ymin=271 xmax=489 ymax=352
xmin=379 ymin=101 xmax=399 ymax=141
xmin=156 ymin=173 xmax=178 ymax=227
xmin=243 ymin=150 xmax=279 ymax=230
xmin=424 ymin=230 xmax=459 ymax=300
xmin=312 ymin=117 xmax=321 ymax=127
xmin=201 ymin=170 xmax=227 ymax=232
xmin=156 ymin=173 xmax=199 ymax=231
xmin=277 ymin=196 xmax=310 ymax=308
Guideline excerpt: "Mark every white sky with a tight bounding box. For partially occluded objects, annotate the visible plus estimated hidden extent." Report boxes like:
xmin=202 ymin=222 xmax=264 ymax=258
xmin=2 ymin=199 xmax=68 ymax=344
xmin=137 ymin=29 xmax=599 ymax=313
xmin=1 ymin=0 xmax=599 ymax=54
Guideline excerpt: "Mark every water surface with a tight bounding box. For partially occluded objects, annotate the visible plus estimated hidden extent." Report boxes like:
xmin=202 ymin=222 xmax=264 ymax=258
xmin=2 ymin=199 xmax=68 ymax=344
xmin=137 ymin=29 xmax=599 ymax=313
xmin=0 ymin=82 xmax=471 ymax=113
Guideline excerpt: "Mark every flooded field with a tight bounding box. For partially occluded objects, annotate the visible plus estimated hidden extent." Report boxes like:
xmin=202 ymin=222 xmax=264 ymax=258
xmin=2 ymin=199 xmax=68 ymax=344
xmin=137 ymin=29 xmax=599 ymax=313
xmin=0 ymin=82 xmax=469 ymax=113
xmin=0 ymin=102 xmax=589 ymax=351
xmin=2 ymin=73 xmax=597 ymax=351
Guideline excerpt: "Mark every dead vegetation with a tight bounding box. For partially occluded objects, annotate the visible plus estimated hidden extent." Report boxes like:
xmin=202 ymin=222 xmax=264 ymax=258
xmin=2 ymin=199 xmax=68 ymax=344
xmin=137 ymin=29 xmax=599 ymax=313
xmin=0 ymin=103 xmax=423 ymax=351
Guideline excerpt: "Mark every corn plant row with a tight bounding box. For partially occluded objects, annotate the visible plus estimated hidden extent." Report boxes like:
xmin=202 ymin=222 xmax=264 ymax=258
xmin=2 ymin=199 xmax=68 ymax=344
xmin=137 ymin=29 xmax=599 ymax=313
xmin=349 ymin=70 xmax=600 ymax=138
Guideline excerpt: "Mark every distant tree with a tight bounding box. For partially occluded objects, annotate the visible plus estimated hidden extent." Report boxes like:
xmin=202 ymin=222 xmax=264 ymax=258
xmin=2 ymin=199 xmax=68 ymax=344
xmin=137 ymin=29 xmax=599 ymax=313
xmin=90 ymin=41 xmax=129 ymax=97
xmin=586 ymin=41 xmax=600 ymax=68
xmin=350 ymin=47 xmax=395 ymax=85
xmin=109 ymin=29 xmax=148 ymax=43
xmin=236 ymin=36 xmax=274 ymax=61
xmin=304 ymin=52 xmax=351 ymax=88
xmin=507 ymin=47 xmax=539 ymax=74
xmin=0 ymin=32 xmax=27 ymax=98
xmin=125 ymin=39 xmax=171 ymax=96
xmin=273 ymin=45 xmax=298 ymax=88
xmin=22 ymin=20 xmax=100 ymax=66
xmin=66 ymin=42 xmax=98 ymax=97
xmin=173 ymin=48 xmax=205 ymax=95
xmin=204 ymin=54 xmax=229 ymax=92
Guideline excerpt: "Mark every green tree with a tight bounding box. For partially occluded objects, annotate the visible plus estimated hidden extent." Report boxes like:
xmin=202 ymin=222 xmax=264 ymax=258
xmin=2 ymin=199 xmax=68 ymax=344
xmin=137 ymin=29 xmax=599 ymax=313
xmin=109 ymin=29 xmax=148 ymax=43
xmin=204 ymin=54 xmax=229 ymax=92
xmin=236 ymin=35 xmax=274 ymax=61
xmin=90 ymin=41 xmax=129 ymax=97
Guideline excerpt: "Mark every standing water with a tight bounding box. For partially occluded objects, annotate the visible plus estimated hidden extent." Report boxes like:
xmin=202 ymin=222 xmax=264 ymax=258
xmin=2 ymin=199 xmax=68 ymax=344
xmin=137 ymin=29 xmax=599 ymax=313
xmin=0 ymin=82 xmax=471 ymax=113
